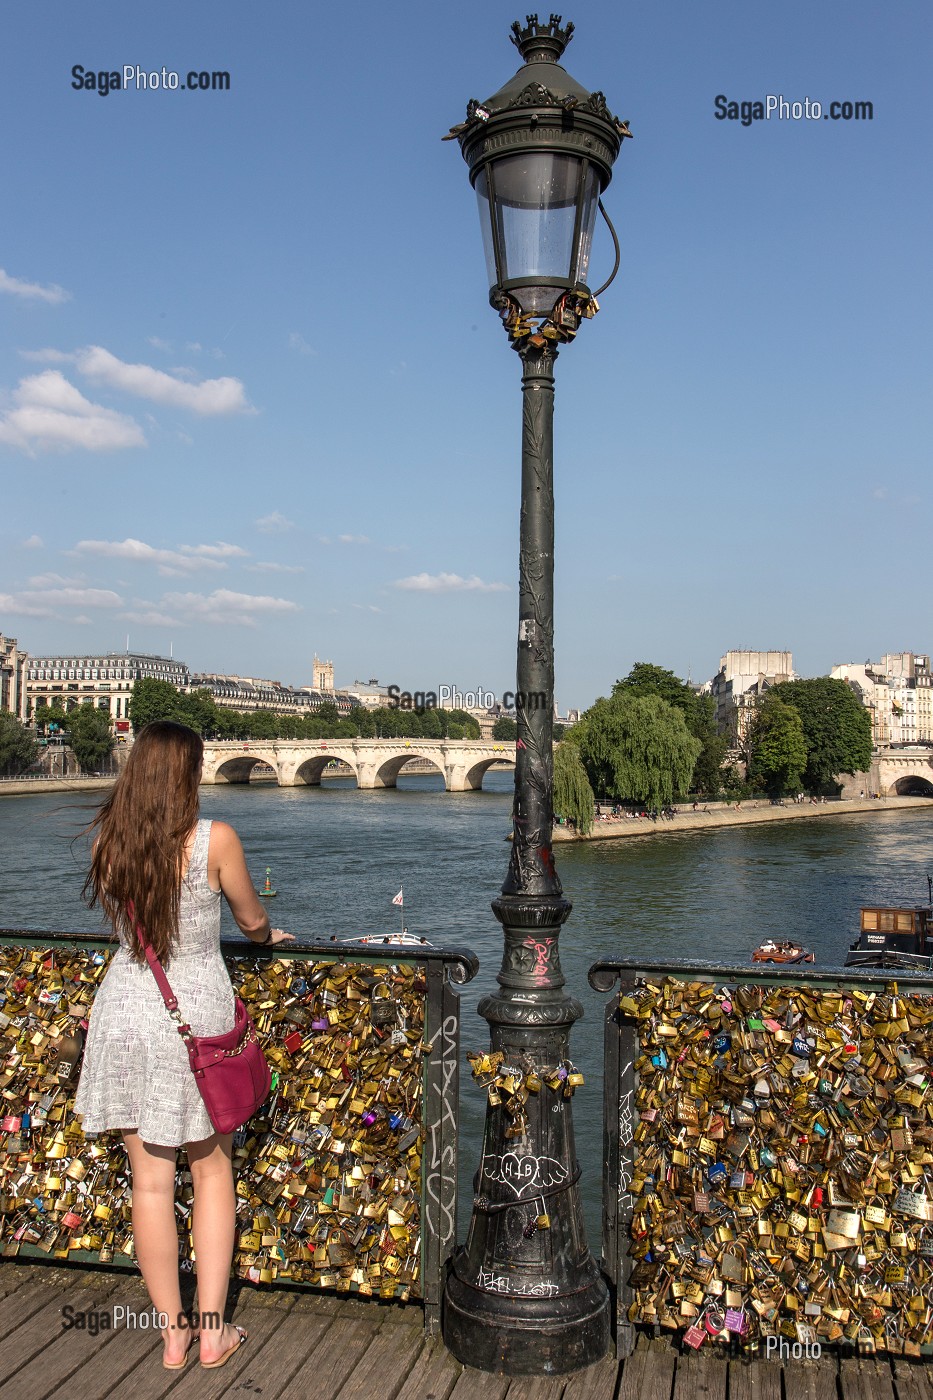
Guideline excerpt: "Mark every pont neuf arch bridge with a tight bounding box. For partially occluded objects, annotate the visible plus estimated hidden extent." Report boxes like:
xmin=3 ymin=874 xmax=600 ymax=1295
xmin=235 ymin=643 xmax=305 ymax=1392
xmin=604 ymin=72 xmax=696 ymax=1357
xmin=200 ymin=739 xmax=516 ymax=792
xmin=200 ymin=740 xmax=933 ymax=797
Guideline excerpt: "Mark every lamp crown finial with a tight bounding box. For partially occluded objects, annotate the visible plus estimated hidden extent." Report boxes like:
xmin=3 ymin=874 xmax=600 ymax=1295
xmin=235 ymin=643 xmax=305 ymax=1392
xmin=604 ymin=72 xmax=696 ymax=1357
xmin=510 ymin=13 xmax=574 ymax=64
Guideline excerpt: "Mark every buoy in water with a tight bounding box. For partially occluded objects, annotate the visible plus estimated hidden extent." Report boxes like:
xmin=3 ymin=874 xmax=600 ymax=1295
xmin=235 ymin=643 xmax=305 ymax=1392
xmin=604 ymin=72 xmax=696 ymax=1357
xmin=259 ymin=866 xmax=277 ymax=898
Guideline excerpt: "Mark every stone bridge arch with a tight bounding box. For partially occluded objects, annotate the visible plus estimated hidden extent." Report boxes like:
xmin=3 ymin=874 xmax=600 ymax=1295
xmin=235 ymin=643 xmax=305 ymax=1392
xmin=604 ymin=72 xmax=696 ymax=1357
xmin=893 ymin=773 xmax=933 ymax=798
xmin=290 ymin=753 xmax=358 ymax=787
xmin=463 ymin=753 xmax=516 ymax=791
xmin=361 ymin=744 xmax=445 ymax=789
xmin=210 ymin=751 xmax=280 ymax=784
xmin=873 ymin=749 xmax=933 ymax=797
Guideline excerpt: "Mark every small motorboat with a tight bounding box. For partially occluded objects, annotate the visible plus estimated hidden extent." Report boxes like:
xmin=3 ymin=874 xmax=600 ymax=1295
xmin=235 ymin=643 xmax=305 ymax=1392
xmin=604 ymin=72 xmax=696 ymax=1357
xmin=335 ymin=931 xmax=433 ymax=948
xmin=752 ymin=939 xmax=815 ymax=965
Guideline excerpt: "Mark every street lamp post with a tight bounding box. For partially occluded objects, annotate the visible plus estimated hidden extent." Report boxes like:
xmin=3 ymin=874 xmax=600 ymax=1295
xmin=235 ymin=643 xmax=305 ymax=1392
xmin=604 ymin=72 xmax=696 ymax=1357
xmin=442 ymin=16 xmax=630 ymax=1375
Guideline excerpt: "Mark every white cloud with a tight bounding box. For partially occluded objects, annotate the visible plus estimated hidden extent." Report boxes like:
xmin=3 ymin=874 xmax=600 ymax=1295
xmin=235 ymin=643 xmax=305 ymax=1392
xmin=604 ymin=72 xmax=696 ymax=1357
xmin=393 ymin=572 xmax=509 ymax=593
xmin=247 ymin=561 xmax=306 ymax=574
xmin=0 ymin=371 xmax=145 ymax=454
xmin=179 ymin=542 xmax=248 ymax=560
xmin=350 ymin=603 xmax=383 ymax=613
xmin=0 ymin=585 xmax=123 ymax=617
xmin=156 ymin=588 xmax=300 ymax=626
xmin=0 ymin=269 xmax=70 ymax=304
xmin=147 ymin=336 xmax=172 ymax=352
xmin=338 ymin=534 xmax=370 ymax=546
xmin=74 ymin=346 xmax=253 ymax=417
xmin=119 ymin=608 xmax=182 ymax=627
xmin=19 ymin=348 xmax=74 ymax=363
xmin=256 ymin=511 xmax=295 ymax=534
xmin=288 ymin=331 xmax=316 ymax=356
xmin=28 ymin=571 xmax=86 ymax=588
xmin=21 ymin=534 xmax=43 ymax=548
xmin=74 ymin=537 xmax=245 ymax=577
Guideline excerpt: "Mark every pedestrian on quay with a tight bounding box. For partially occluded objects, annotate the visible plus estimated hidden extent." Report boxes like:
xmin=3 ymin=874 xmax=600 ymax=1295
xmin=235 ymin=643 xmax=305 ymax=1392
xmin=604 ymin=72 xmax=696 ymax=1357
xmin=73 ymin=721 xmax=294 ymax=1370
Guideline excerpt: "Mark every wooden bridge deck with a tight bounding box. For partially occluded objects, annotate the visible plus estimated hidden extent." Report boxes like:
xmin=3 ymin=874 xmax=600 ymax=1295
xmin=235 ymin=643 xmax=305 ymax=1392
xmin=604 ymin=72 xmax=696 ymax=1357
xmin=1 ymin=1261 xmax=931 ymax=1400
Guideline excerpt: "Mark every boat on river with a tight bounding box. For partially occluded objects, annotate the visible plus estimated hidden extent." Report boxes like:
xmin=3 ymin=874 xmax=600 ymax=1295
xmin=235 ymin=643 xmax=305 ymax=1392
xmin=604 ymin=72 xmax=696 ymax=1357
xmin=335 ymin=932 xmax=434 ymax=948
xmin=844 ymin=881 xmax=933 ymax=970
xmin=752 ymin=939 xmax=815 ymax=965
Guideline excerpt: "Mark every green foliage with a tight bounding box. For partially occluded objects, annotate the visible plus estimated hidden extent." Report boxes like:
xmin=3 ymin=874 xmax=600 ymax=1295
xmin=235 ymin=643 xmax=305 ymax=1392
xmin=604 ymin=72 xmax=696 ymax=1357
xmin=721 ymin=764 xmax=752 ymax=799
xmin=552 ymin=741 xmax=594 ymax=834
xmin=769 ymin=677 xmax=873 ymax=793
xmin=128 ymin=679 xmax=484 ymax=743
xmin=492 ymin=716 xmax=517 ymax=741
xmin=129 ymin=678 xmax=195 ymax=731
xmin=573 ymin=692 xmax=702 ymax=809
xmin=745 ymin=694 xmax=808 ymax=797
xmin=0 ymin=710 xmax=38 ymax=776
xmin=33 ymin=704 xmax=69 ymax=735
xmin=66 ymin=703 xmax=114 ymax=772
xmin=614 ymin=662 xmax=726 ymax=794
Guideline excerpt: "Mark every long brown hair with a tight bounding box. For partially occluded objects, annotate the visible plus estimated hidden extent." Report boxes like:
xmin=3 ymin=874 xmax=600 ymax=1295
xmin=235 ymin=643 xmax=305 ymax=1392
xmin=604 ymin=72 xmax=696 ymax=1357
xmin=83 ymin=721 xmax=204 ymax=961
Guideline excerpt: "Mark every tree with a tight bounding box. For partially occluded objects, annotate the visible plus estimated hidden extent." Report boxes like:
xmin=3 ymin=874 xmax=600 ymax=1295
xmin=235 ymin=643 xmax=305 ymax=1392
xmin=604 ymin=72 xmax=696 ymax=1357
xmin=572 ymin=692 xmax=702 ymax=809
xmin=448 ymin=709 xmax=481 ymax=740
xmin=492 ymin=716 xmax=517 ymax=741
xmin=0 ymin=710 xmax=38 ymax=776
xmin=33 ymin=703 xmax=69 ymax=735
xmin=67 ymin=703 xmax=114 ymax=772
xmin=129 ymin=678 xmax=190 ymax=731
xmin=770 ymin=677 xmax=873 ymax=793
xmin=745 ymin=694 xmax=808 ymax=797
xmin=552 ymin=741 xmax=594 ymax=834
xmin=615 ymin=662 xmax=727 ymax=795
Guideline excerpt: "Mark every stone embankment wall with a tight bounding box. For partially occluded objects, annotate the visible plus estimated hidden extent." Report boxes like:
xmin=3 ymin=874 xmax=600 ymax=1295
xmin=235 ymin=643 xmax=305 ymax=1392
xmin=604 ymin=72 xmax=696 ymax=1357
xmin=0 ymin=776 xmax=115 ymax=797
xmin=553 ymin=794 xmax=933 ymax=841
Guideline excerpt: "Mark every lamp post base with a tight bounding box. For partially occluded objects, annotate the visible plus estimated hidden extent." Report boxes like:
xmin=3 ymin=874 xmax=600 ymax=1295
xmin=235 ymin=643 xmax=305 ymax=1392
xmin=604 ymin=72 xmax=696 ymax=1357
xmin=441 ymin=896 xmax=610 ymax=1376
xmin=444 ymin=1254 xmax=611 ymax=1376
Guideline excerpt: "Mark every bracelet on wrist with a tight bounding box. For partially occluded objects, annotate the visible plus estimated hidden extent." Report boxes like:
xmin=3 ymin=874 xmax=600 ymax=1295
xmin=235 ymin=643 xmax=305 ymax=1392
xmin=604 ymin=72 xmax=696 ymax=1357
xmin=257 ymin=927 xmax=273 ymax=946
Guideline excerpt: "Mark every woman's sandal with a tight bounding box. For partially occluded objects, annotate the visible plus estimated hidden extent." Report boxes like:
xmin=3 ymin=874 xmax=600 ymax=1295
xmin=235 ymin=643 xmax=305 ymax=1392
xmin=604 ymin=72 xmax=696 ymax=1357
xmin=200 ymin=1324 xmax=248 ymax=1369
xmin=163 ymin=1332 xmax=199 ymax=1370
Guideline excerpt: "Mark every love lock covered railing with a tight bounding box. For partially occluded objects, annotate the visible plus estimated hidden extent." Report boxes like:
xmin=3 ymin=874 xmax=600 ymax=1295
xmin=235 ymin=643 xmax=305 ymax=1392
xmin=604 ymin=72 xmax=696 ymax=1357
xmin=0 ymin=930 xmax=478 ymax=1334
xmin=588 ymin=956 xmax=933 ymax=1359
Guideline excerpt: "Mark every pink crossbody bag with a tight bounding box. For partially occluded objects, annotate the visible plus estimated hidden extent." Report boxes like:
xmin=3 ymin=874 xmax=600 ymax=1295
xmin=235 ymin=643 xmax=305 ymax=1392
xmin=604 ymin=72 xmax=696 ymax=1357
xmin=130 ymin=904 xmax=271 ymax=1135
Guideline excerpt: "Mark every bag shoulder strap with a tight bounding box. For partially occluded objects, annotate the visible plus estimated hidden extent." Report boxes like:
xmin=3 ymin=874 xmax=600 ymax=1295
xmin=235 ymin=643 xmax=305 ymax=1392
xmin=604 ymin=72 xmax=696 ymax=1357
xmin=127 ymin=900 xmax=186 ymax=1026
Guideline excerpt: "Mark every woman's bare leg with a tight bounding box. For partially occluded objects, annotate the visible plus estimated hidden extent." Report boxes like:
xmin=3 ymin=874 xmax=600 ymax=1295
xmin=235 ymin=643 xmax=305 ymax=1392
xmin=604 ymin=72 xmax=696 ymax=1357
xmin=122 ymin=1131 xmax=191 ymax=1365
xmin=187 ymin=1132 xmax=241 ymax=1364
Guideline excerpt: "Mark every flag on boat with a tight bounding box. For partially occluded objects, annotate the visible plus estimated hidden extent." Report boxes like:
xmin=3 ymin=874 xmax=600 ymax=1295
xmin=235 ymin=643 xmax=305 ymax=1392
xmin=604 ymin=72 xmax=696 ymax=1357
xmin=392 ymin=888 xmax=404 ymax=907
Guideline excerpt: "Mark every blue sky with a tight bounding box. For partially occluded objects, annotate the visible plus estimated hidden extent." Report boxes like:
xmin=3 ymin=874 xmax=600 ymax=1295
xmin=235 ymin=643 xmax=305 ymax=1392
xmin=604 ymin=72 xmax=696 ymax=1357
xmin=1 ymin=0 xmax=929 ymax=710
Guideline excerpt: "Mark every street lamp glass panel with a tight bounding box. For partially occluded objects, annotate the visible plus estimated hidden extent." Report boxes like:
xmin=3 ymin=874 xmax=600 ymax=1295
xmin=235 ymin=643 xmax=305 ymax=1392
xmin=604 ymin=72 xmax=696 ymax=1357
xmin=474 ymin=166 xmax=499 ymax=296
xmin=573 ymin=163 xmax=601 ymax=287
xmin=475 ymin=153 xmax=600 ymax=315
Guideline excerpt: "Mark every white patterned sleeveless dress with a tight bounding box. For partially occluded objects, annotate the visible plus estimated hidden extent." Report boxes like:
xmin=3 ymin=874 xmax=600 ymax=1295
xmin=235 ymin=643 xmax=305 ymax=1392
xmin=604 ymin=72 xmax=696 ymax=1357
xmin=73 ymin=819 xmax=236 ymax=1146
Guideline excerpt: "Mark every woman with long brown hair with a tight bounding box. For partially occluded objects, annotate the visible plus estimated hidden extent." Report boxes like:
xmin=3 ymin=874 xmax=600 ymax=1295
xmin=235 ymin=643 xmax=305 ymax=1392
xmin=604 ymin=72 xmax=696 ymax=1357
xmin=73 ymin=720 xmax=293 ymax=1369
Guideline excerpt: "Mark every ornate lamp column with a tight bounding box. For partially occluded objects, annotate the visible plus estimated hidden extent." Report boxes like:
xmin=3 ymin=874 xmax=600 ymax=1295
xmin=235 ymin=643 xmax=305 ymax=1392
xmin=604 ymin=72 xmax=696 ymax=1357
xmin=441 ymin=15 xmax=631 ymax=1375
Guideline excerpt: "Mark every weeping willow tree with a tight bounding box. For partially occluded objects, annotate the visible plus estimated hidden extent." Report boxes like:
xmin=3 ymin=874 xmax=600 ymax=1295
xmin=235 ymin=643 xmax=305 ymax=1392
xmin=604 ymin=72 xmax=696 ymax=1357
xmin=552 ymin=740 xmax=595 ymax=835
xmin=572 ymin=693 xmax=702 ymax=809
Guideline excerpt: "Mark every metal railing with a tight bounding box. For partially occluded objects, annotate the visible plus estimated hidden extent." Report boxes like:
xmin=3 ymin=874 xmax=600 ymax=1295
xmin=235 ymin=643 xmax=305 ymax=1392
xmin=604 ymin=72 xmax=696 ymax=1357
xmin=588 ymin=956 xmax=933 ymax=1357
xmin=0 ymin=930 xmax=478 ymax=1334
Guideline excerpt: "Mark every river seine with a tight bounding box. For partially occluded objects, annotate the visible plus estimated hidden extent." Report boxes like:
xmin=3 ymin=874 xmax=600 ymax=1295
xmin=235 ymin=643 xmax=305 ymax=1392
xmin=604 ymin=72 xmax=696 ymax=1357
xmin=2 ymin=776 xmax=932 ymax=1247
